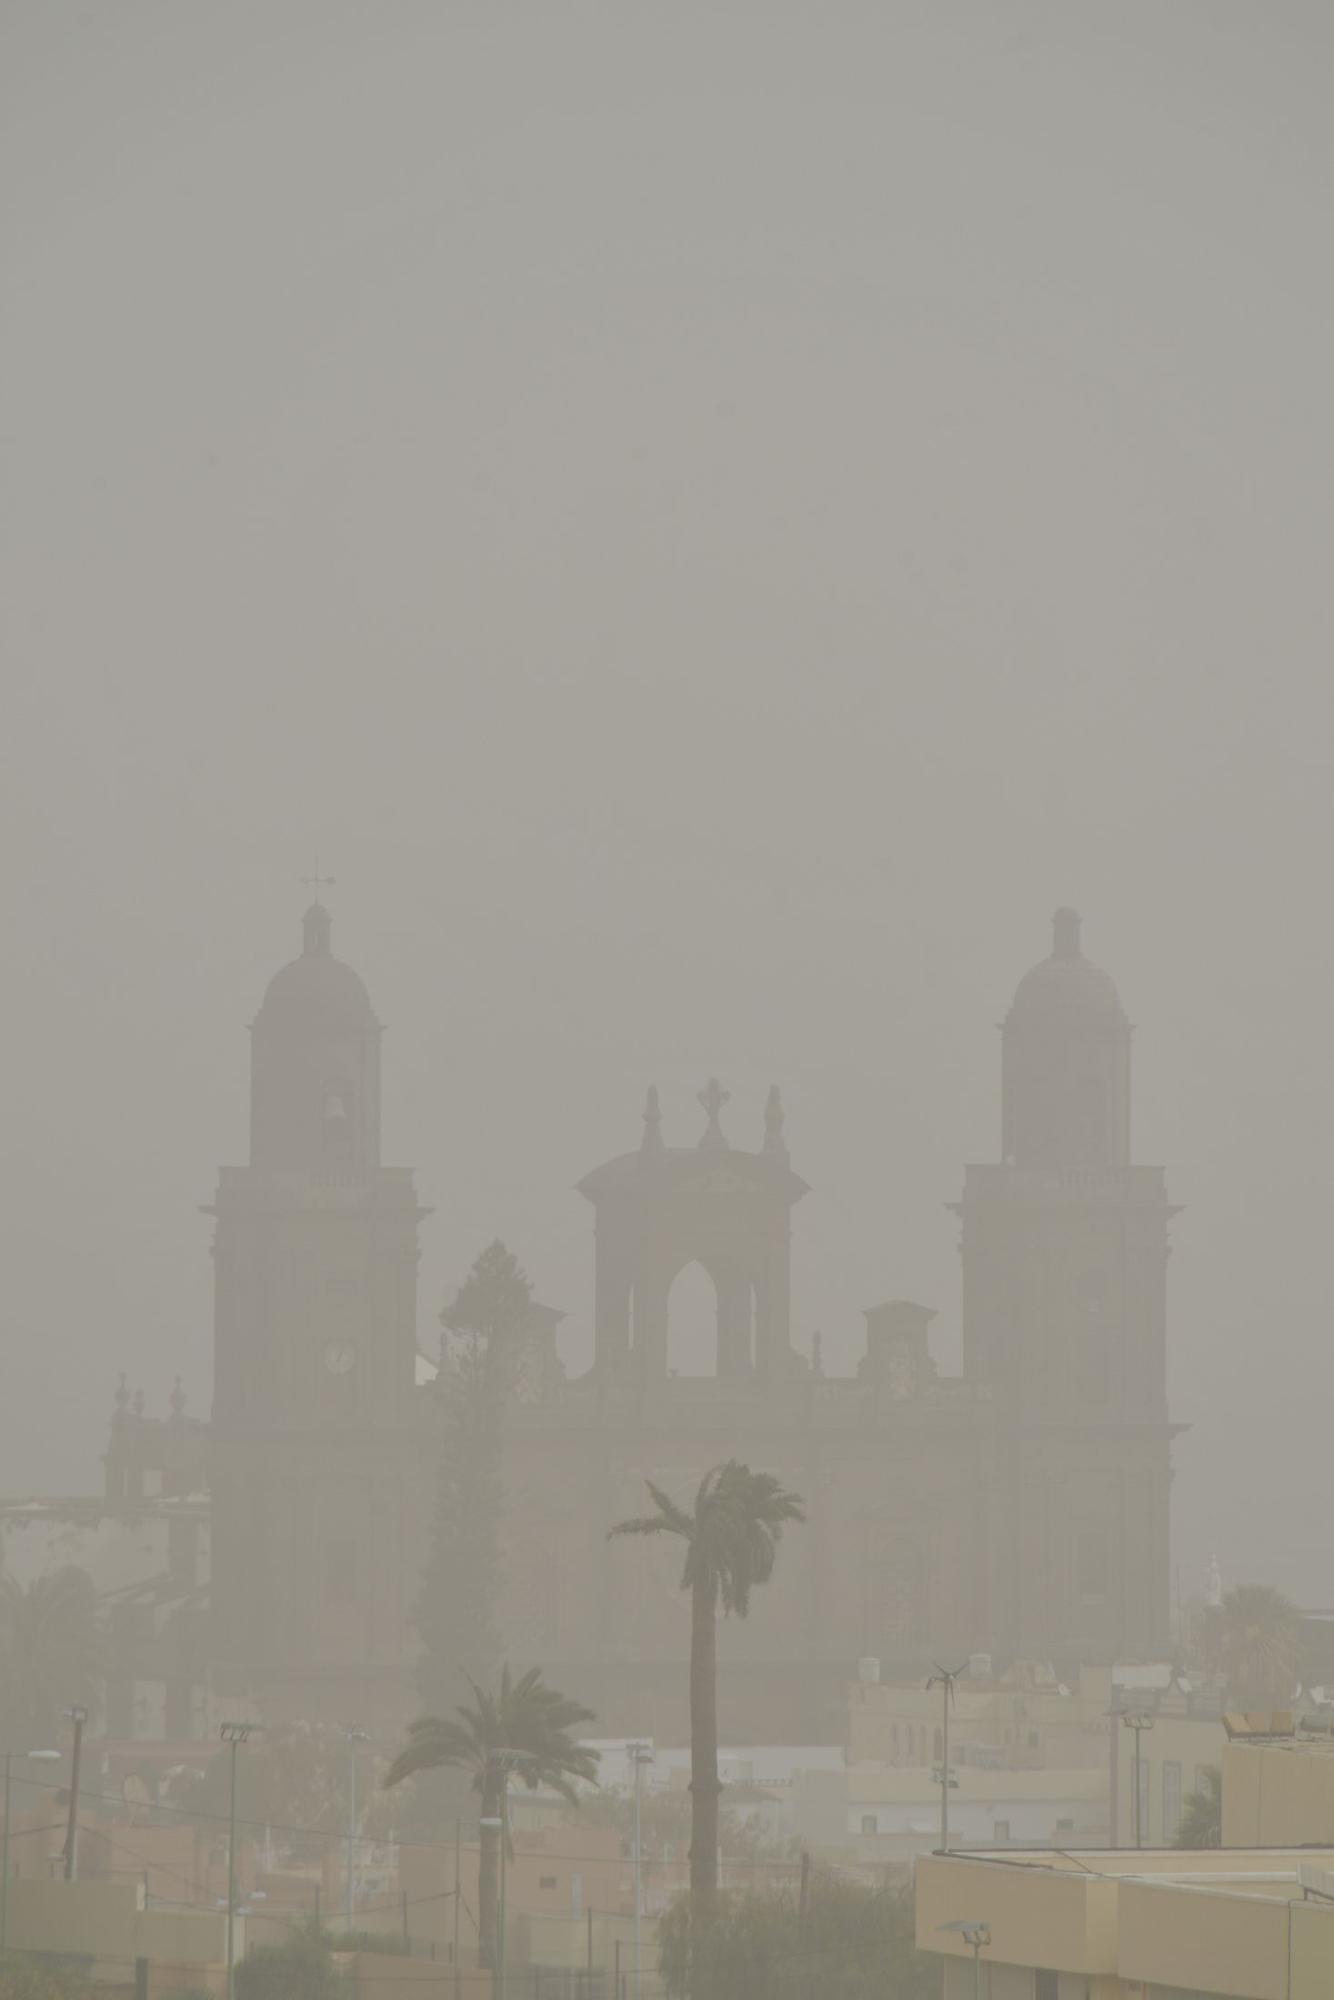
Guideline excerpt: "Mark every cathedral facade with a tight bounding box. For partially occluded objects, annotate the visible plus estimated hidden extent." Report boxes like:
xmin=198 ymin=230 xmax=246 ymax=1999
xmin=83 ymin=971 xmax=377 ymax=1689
xmin=207 ymin=905 xmax=1175 ymax=1742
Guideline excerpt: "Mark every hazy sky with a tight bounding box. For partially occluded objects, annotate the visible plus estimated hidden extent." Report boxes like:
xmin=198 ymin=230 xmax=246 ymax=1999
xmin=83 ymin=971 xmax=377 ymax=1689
xmin=4 ymin=2 xmax=1332 ymax=1607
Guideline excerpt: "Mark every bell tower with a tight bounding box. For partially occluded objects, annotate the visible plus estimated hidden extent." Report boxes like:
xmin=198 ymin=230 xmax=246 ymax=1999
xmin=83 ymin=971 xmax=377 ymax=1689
xmin=207 ymin=901 xmax=428 ymax=1724
xmin=958 ymin=911 xmax=1175 ymax=1660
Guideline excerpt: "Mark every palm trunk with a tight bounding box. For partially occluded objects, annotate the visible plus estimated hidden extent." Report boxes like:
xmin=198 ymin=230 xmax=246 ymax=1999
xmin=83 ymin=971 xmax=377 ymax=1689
xmin=478 ymin=1770 xmax=500 ymax=1970
xmin=689 ymin=1570 xmax=720 ymax=1910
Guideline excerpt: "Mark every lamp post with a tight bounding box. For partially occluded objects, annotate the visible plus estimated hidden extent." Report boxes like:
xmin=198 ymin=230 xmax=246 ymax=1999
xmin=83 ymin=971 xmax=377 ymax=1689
xmin=939 ymin=1918 xmax=991 ymax=2000
xmin=60 ymin=1706 xmax=88 ymax=1882
xmin=341 ymin=1726 xmax=371 ymax=1935
xmin=1122 ymin=1712 xmax=1155 ymax=1849
xmin=480 ymin=1803 xmax=507 ymax=1995
xmin=1 ymin=1748 xmax=60 ymax=1953
xmin=627 ymin=1743 xmax=652 ymax=1998
xmin=220 ymin=1722 xmax=257 ymax=2000
xmin=926 ymin=1664 xmax=966 ymax=1853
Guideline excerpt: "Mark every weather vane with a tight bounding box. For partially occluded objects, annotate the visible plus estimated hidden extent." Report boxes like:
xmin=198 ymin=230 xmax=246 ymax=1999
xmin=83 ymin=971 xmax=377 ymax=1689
xmin=301 ymin=859 xmax=336 ymax=905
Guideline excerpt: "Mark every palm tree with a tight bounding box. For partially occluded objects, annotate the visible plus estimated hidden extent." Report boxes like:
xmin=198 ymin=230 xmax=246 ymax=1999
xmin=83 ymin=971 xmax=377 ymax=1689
xmin=0 ymin=1567 xmax=103 ymax=1748
xmin=609 ymin=1461 xmax=805 ymax=1907
xmin=1208 ymin=1584 xmax=1304 ymax=1704
xmin=384 ymin=1665 xmax=597 ymax=1969
xmin=1175 ymin=1765 xmax=1222 ymax=1848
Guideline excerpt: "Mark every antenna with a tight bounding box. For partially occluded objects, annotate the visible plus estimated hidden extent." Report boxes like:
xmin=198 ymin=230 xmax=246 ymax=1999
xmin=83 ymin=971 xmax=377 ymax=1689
xmin=925 ymin=1662 xmax=969 ymax=1853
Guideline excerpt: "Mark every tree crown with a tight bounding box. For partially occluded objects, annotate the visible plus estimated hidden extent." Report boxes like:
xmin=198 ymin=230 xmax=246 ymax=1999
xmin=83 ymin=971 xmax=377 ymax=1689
xmin=610 ymin=1460 xmax=805 ymax=1616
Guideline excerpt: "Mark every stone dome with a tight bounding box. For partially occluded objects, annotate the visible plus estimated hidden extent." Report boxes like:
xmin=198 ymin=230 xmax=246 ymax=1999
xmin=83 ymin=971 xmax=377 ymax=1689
xmin=1009 ymin=908 xmax=1125 ymax=1021
xmin=258 ymin=905 xmax=376 ymax=1030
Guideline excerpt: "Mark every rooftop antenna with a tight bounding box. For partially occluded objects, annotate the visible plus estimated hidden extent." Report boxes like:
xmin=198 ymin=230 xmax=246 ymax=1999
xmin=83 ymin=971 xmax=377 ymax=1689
xmin=926 ymin=1661 xmax=967 ymax=1853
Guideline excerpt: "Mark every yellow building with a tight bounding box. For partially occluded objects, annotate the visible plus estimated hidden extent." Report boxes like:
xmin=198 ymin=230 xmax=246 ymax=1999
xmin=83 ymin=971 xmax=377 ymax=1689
xmin=917 ymin=1847 xmax=1334 ymax=1999
xmin=1110 ymin=1705 xmax=1227 ymax=1847
xmin=1222 ymin=1729 xmax=1334 ymax=1847
xmin=846 ymin=1665 xmax=1230 ymax=1851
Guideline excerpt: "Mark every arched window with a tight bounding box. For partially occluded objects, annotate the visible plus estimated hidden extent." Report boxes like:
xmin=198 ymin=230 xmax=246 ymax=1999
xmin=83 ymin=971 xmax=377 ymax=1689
xmin=665 ymin=1262 xmax=721 ymax=1377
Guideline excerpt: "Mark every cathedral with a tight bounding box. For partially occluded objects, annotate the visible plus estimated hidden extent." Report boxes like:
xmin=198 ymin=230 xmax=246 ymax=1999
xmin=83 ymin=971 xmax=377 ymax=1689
xmin=205 ymin=903 xmax=1176 ymax=1744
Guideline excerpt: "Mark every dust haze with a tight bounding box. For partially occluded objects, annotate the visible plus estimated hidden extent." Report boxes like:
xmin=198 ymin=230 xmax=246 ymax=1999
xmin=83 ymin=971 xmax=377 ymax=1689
xmin=2 ymin=0 xmax=1332 ymax=1947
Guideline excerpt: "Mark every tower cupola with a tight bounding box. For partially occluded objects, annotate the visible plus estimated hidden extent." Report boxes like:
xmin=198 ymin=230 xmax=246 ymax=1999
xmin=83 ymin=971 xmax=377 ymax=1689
xmin=249 ymin=903 xmax=382 ymax=1171
xmin=1001 ymin=908 xmax=1131 ymax=1168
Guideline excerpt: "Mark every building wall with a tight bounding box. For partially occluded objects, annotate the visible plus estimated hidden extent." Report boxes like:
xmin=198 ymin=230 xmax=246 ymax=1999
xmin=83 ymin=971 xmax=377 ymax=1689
xmin=1222 ymin=1739 xmax=1334 ymax=1846
xmin=1112 ymin=1709 xmax=1226 ymax=1846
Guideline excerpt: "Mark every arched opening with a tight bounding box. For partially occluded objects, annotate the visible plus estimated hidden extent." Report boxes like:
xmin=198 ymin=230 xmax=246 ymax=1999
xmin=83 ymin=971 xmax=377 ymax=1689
xmin=665 ymin=1262 xmax=721 ymax=1377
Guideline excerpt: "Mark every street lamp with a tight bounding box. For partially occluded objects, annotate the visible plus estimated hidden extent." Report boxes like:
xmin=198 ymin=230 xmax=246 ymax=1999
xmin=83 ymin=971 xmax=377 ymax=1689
xmin=341 ymin=1726 xmax=371 ymax=1935
xmin=627 ymin=1742 xmax=653 ymax=1998
xmin=220 ymin=1722 xmax=259 ymax=2000
xmin=60 ymin=1707 xmax=88 ymax=1882
xmin=479 ymin=1807 xmax=506 ymax=1994
xmin=1 ymin=1749 xmax=61 ymax=1952
xmin=1120 ymin=1712 xmax=1155 ymax=1849
xmin=939 ymin=1918 xmax=991 ymax=2000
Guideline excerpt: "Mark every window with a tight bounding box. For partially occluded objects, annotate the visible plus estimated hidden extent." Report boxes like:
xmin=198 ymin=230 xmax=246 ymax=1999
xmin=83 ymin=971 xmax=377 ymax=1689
xmin=1035 ymin=1972 xmax=1058 ymax=2000
xmin=539 ymin=1876 xmax=557 ymax=1890
xmin=993 ymin=1820 xmax=1010 ymax=1845
xmin=1163 ymin=1761 xmax=1183 ymax=1843
xmin=1135 ymin=1760 xmax=1152 ymax=1839
xmin=861 ymin=1815 xmax=877 ymax=1836
xmin=1054 ymin=1819 xmax=1074 ymax=1836
xmin=324 ymin=1537 xmax=356 ymax=1603
xmin=1028 ymin=1730 xmax=1041 ymax=1749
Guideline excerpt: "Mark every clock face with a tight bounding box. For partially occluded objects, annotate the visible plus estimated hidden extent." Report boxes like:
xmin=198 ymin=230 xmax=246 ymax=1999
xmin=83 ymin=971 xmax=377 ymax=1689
xmin=323 ymin=1340 xmax=356 ymax=1376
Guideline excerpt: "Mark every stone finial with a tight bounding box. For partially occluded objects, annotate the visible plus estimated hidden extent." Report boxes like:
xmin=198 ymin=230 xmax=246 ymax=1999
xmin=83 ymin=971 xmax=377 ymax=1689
xmin=639 ymin=1084 xmax=665 ymax=1160
xmin=762 ymin=1083 xmax=789 ymax=1163
xmin=169 ymin=1376 xmax=187 ymax=1420
xmin=811 ymin=1330 xmax=824 ymax=1378
xmin=113 ymin=1372 xmax=130 ymax=1418
xmin=132 ymin=1387 xmax=145 ymax=1418
xmin=696 ymin=1077 xmax=731 ymax=1152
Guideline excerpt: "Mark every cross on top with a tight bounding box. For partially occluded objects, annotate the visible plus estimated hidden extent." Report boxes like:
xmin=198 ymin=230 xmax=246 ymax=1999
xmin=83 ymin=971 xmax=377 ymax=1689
xmin=697 ymin=1076 xmax=731 ymax=1150
xmin=301 ymin=860 xmax=336 ymax=904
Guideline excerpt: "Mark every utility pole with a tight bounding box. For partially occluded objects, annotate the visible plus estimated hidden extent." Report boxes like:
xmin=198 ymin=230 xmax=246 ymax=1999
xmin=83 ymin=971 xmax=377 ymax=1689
xmin=342 ymin=1726 xmax=370 ymax=1935
xmin=926 ymin=1664 xmax=966 ymax=1854
xmin=2 ymin=1747 xmax=59 ymax=1952
xmin=482 ymin=1781 xmax=511 ymax=1997
xmin=61 ymin=1706 xmax=88 ymax=1882
xmin=1122 ymin=1713 xmax=1155 ymax=1849
xmin=220 ymin=1721 xmax=256 ymax=2000
xmin=499 ymin=1773 xmax=509 ymax=1998
xmin=628 ymin=1742 xmax=652 ymax=1998
xmin=453 ymin=1818 xmax=461 ymax=2000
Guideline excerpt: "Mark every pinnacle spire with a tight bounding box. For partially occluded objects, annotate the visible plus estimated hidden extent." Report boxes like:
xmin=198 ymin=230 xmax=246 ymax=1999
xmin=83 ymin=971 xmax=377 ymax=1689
xmin=762 ymin=1083 xmax=789 ymax=1164
xmin=639 ymin=1084 xmax=665 ymax=1160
